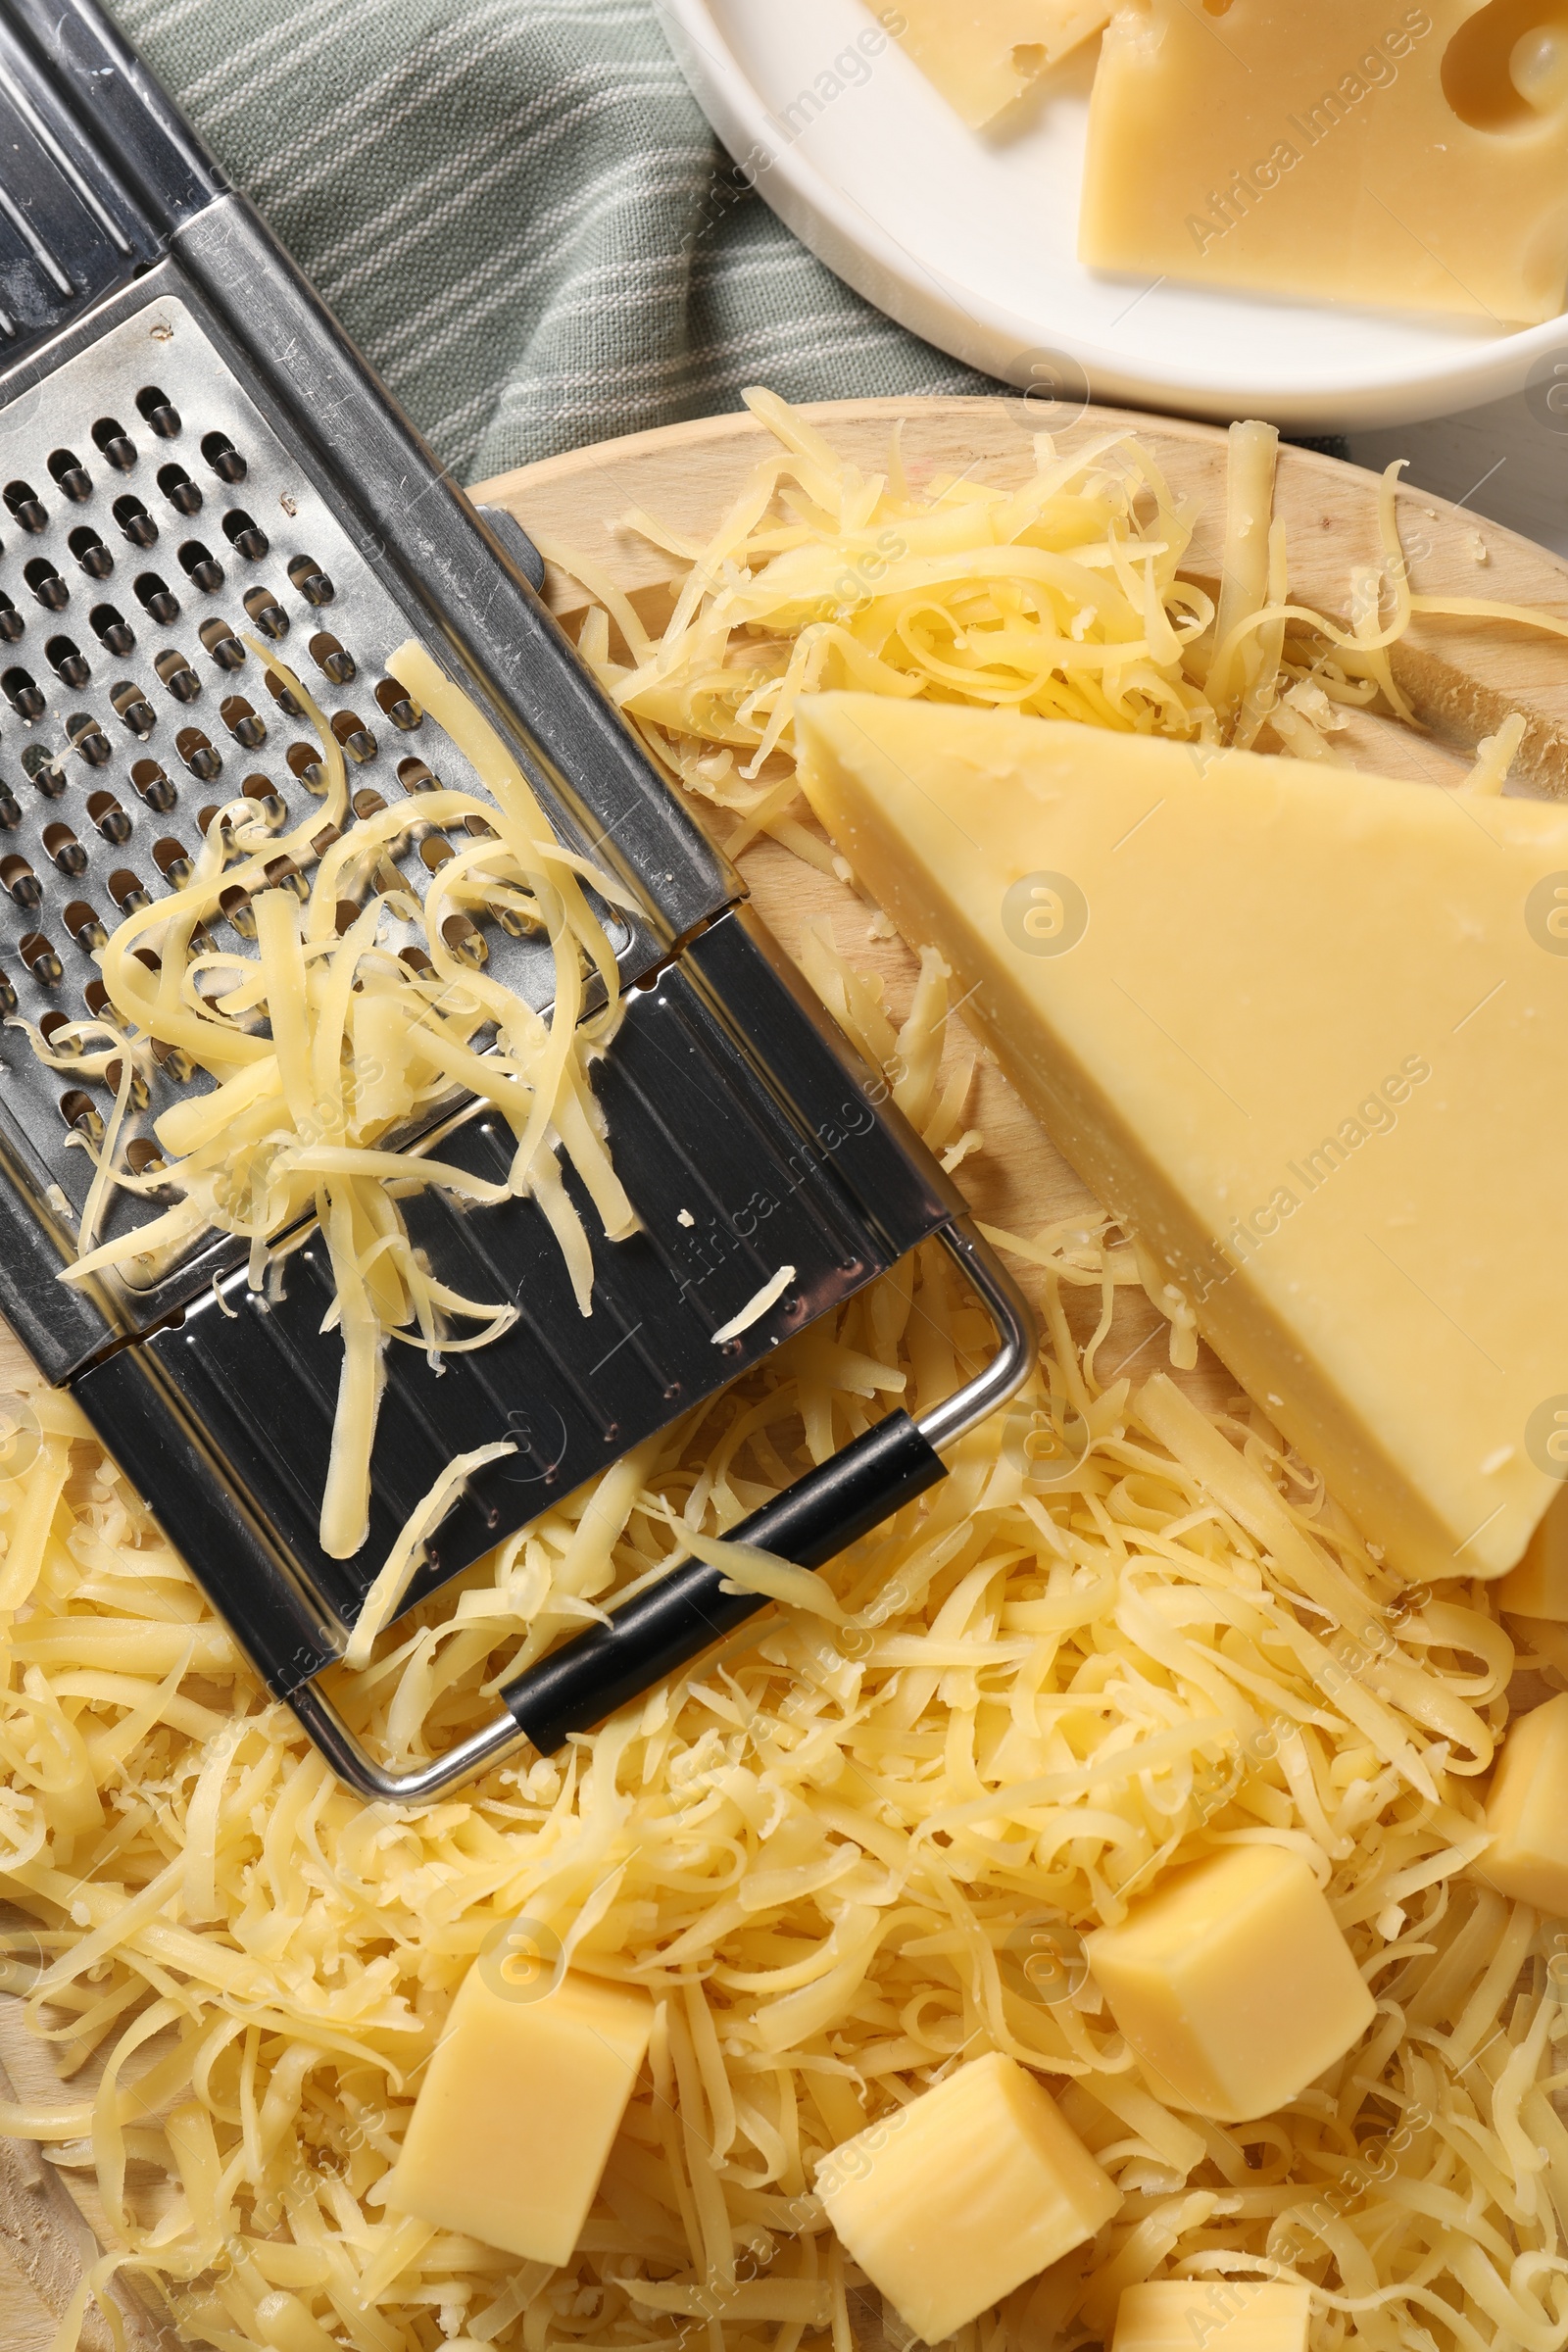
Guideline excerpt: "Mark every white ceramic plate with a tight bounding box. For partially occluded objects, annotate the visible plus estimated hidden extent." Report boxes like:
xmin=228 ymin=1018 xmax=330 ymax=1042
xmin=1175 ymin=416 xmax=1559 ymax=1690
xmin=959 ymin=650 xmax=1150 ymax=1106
xmin=656 ymin=0 xmax=1568 ymax=433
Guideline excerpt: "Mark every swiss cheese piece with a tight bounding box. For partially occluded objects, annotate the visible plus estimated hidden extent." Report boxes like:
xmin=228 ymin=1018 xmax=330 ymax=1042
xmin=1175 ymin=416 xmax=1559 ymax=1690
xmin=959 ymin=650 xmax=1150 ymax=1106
xmin=1080 ymin=2 xmax=1568 ymax=322
xmin=385 ymin=1962 xmax=654 ymax=2266
xmin=1478 ymin=1690 xmax=1568 ymax=1913
xmin=795 ymin=693 xmax=1568 ymax=1581
xmin=1085 ymin=1847 xmax=1374 ymax=2122
xmin=1113 ymin=2281 xmax=1312 ymax=2352
xmin=816 ymin=2051 xmax=1119 ymax=2342
xmin=878 ymin=0 xmax=1111 ymax=126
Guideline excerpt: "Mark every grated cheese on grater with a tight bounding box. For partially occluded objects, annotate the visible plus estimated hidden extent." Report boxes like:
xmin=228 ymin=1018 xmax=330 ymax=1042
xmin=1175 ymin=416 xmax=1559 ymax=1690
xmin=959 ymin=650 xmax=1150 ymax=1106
xmin=14 ymin=642 xmax=635 ymax=1562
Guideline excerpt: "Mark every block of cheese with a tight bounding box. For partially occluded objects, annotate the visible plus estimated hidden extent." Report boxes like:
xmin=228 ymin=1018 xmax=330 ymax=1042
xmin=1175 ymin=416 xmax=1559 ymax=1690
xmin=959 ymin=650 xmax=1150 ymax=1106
xmin=796 ymin=693 xmax=1568 ymax=1582
xmin=874 ymin=0 xmax=1112 ymax=127
xmin=1080 ymin=2 xmax=1568 ymax=322
xmin=1084 ymin=1847 xmax=1374 ymax=2121
xmin=1500 ymin=1487 xmax=1568 ymax=1618
xmin=1114 ymin=2281 xmax=1312 ymax=2352
xmin=1478 ymin=1690 xmax=1568 ymax=1913
xmin=385 ymin=1962 xmax=653 ymax=2266
xmin=816 ymin=2051 xmax=1119 ymax=2341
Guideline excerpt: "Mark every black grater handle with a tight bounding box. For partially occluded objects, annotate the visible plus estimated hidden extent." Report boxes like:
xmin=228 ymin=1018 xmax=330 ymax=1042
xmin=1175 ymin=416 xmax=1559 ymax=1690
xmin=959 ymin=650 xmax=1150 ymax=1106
xmin=285 ymin=1220 xmax=1036 ymax=1805
xmin=503 ymin=1412 xmax=945 ymax=1755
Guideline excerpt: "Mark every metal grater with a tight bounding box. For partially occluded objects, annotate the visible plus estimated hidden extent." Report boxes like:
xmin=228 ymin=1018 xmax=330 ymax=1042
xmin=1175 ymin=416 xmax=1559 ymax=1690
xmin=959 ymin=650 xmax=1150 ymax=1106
xmin=0 ymin=0 xmax=1034 ymax=1800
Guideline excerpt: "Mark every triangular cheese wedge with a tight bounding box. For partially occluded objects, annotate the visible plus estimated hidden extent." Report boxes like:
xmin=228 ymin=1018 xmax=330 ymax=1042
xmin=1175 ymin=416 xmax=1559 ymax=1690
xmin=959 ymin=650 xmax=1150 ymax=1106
xmin=797 ymin=692 xmax=1568 ymax=1580
xmin=877 ymin=0 xmax=1112 ymax=128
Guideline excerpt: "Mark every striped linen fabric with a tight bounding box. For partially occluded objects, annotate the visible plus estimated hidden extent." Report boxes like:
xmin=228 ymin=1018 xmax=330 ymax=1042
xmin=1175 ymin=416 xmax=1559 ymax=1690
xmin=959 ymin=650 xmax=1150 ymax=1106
xmin=106 ymin=0 xmax=999 ymax=481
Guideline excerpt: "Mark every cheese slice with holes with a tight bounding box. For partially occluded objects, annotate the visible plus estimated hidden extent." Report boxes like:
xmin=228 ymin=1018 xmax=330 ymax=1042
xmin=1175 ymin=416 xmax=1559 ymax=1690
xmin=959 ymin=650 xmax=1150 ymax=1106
xmin=796 ymin=693 xmax=1568 ymax=1580
xmin=1080 ymin=1 xmax=1568 ymax=322
xmin=876 ymin=0 xmax=1112 ymax=126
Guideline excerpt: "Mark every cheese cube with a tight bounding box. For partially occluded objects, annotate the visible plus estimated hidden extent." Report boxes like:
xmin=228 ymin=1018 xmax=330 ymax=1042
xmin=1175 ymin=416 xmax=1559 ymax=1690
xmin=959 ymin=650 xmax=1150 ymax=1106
xmin=1479 ymin=1691 xmax=1568 ymax=1914
xmin=1114 ymin=2281 xmax=1312 ymax=2352
xmin=816 ymin=2052 xmax=1119 ymax=2342
xmin=1500 ymin=1488 xmax=1568 ymax=1619
xmin=1084 ymin=1848 xmax=1374 ymax=2122
xmin=386 ymin=1963 xmax=653 ymax=2266
xmin=1080 ymin=2 xmax=1568 ymax=323
xmin=878 ymin=0 xmax=1112 ymax=126
xmin=795 ymin=694 xmax=1568 ymax=1583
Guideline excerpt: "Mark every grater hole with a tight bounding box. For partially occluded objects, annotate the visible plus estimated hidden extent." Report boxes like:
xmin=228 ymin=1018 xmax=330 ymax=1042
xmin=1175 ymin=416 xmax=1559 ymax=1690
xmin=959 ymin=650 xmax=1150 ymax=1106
xmin=352 ymin=788 xmax=386 ymax=820
xmin=334 ymin=899 xmax=361 ymax=936
xmin=0 ymin=591 xmax=23 ymax=643
xmin=59 ymin=1090 xmax=102 ymax=1142
xmin=223 ymin=510 xmax=270 ymax=563
xmin=331 ymin=709 xmax=377 ymax=763
xmin=84 ymin=978 xmax=108 ymax=1016
xmin=375 ymin=678 xmax=421 ymax=731
xmin=125 ymin=1138 xmax=167 ymax=1177
xmin=220 ymin=694 xmax=265 ymax=748
xmin=175 ymin=725 xmax=221 ymax=781
xmin=86 ymin=791 xmax=132 ymax=844
xmin=152 ymin=837 xmax=194 ymax=887
xmin=91 ymin=417 xmax=137 ymax=473
xmin=38 ymin=1010 xmax=69 ymax=1044
xmin=220 ymin=884 xmax=256 ymax=939
xmin=108 ymin=867 xmax=152 ymax=913
xmin=1 ymin=853 xmax=41 ymax=909
xmin=286 ymin=740 xmax=326 ymax=795
xmin=0 ymin=969 xmax=17 ymax=1015
xmin=4 ymin=666 xmax=44 ymax=721
xmin=287 ymin=553 xmax=333 ymax=606
xmin=20 ymin=933 xmax=62 ymax=984
xmin=135 ymin=385 xmax=180 ymax=439
xmin=113 ymin=495 xmax=158 ymax=550
xmin=129 ymin=760 xmax=176 ymax=813
xmin=42 ymin=823 xmax=86 ymax=877
xmin=24 ymin=558 xmax=68 ymax=612
xmin=67 ymin=525 xmax=113 ymax=580
xmin=4 ymin=480 xmax=46 ymax=533
xmin=134 ymin=572 xmax=178 ymax=623
xmin=46 ymin=449 xmax=91 ymax=505
xmin=22 ymin=744 xmax=65 ymax=796
xmin=419 ymin=835 xmax=453 ymax=873
xmin=308 ymin=630 xmax=355 ymax=684
xmin=201 ymin=430 xmax=246 ymax=484
xmin=110 ymin=679 xmax=155 ymax=737
xmin=464 ymin=813 xmax=497 ymax=839
xmin=65 ymin=711 xmax=111 ymax=767
xmin=243 ymin=584 xmax=287 ymax=641
xmin=64 ymin=901 xmax=107 ymax=952
xmin=243 ymin=773 xmax=286 ymax=827
xmin=178 ymin=539 xmax=224 ymax=594
xmin=442 ymin=912 xmax=486 ymax=968
xmin=0 ymin=781 xmax=20 ymax=828
xmin=397 ymin=756 xmax=439 ymax=793
xmin=93 ymin=608 xmax=137 ymax=659
xmin=154 ymin=648 xmax=201 ymax=703
xmin=197 ymin=616 xmax=244 ymax=671
xmin=263 ymin=670 xmax=302 ymax=717
xmin=157 ymin=463 xmax=201 ymax=517
xmin=265 ymin=854 xmax=308 ymax=901
xmin=45 ymin=636 xmax=89 ymax=688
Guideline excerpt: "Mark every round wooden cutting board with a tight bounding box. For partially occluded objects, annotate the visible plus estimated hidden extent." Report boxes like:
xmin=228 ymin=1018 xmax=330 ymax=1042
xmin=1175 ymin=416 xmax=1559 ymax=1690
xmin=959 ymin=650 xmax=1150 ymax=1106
xmin=1 ymin=396 xmax=1566 ymax=2347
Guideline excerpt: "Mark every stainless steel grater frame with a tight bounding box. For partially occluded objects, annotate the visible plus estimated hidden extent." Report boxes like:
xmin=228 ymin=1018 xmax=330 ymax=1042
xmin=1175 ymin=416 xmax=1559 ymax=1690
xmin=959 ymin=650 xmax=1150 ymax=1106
xmin=0 ymin=0 xmax=1035 ymax=1799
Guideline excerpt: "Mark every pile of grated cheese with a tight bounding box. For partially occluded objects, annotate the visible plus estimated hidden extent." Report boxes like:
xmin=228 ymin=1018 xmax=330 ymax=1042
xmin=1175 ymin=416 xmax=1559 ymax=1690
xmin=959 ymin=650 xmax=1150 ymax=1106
xmin=0 ymin=1000 xmax=1535 ymax=2352
xmin=547 ymin=391 xmax=1568 ymax=864
xmin=16 ymin=642 xmax=634 ymax=1565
